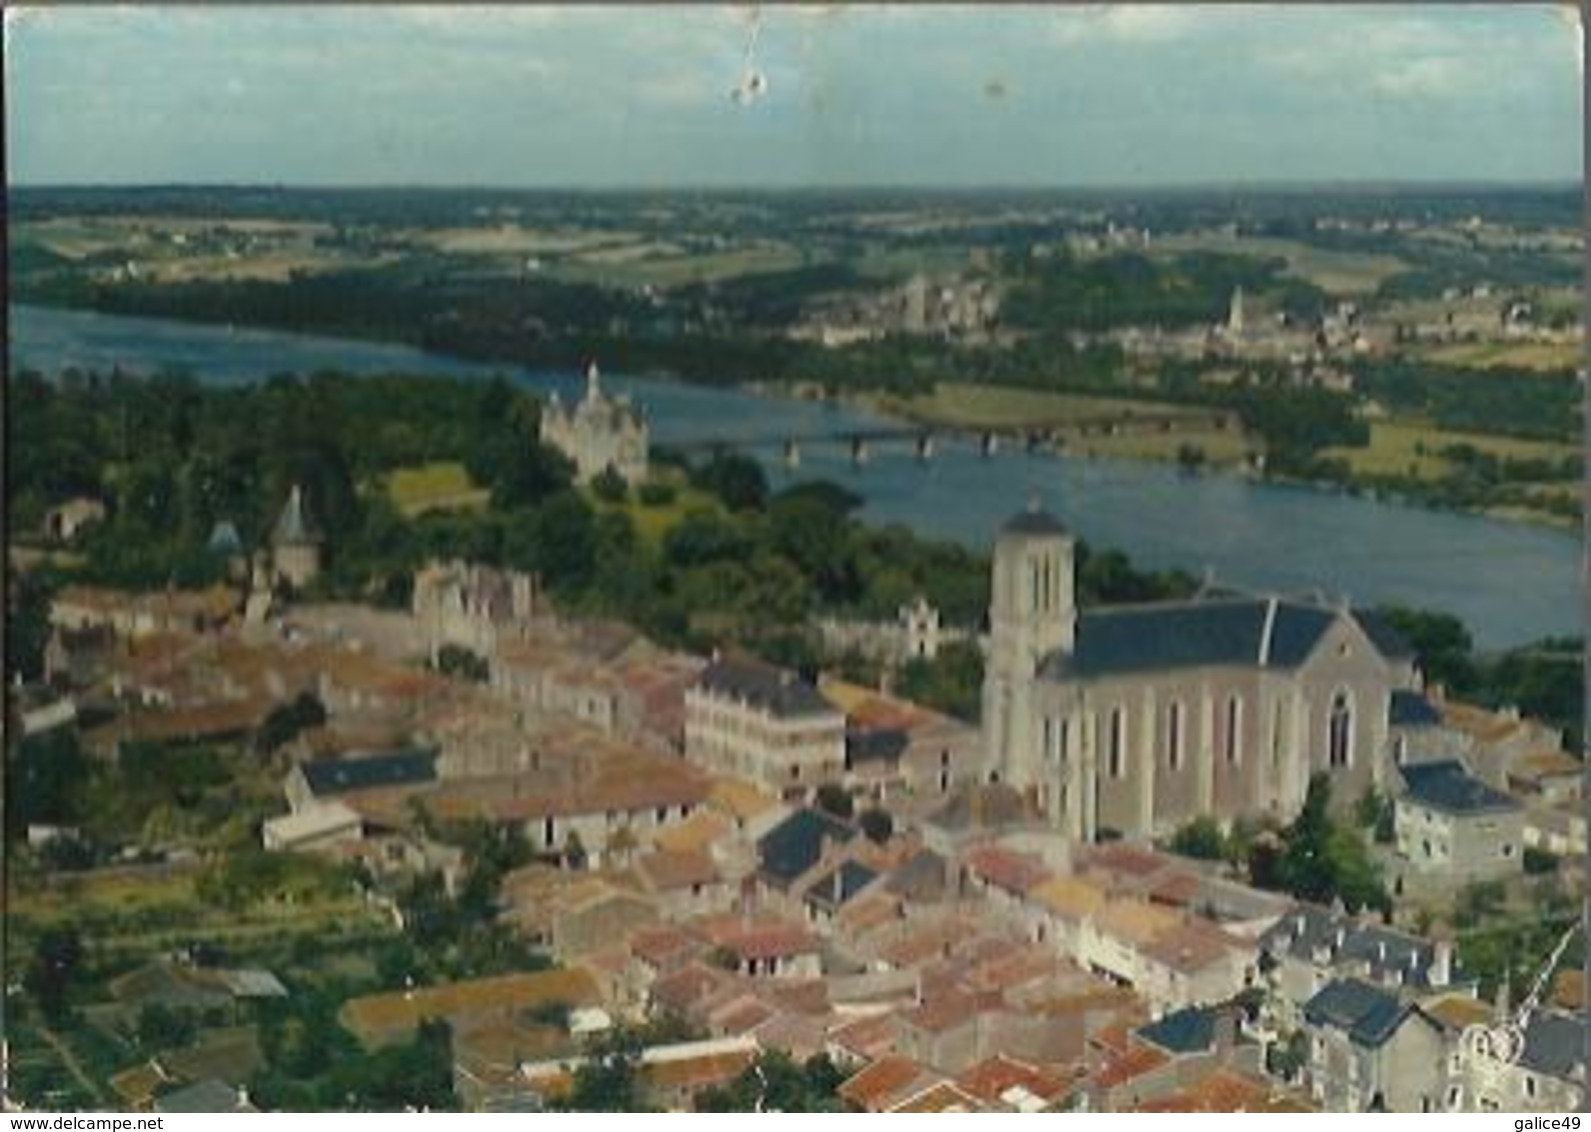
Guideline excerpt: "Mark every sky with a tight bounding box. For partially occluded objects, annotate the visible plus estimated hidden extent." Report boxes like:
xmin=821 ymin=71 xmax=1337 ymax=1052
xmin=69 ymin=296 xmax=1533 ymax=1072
xmin=5 ymin=4 xmax=1584 ymax=188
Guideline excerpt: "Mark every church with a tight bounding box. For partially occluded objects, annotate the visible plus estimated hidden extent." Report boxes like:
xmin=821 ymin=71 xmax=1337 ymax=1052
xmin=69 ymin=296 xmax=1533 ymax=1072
xmin=540 ymin=361 xmax=649 ymax=485
xmin=982 ymin=501 xmax=1422 ymax=842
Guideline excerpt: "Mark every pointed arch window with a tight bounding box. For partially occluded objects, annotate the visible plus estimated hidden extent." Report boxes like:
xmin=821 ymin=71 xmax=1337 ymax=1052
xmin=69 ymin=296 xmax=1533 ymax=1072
xmin=1328 ymin=691 xmax=1353 ymax=768
xmin=1108 ymin=707 xmax=1126 ymax=779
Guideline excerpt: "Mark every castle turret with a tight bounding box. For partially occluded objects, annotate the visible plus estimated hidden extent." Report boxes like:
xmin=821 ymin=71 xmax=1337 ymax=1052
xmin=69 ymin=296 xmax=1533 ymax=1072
xmin=270 ymin=484 xmax=324 ymax=590
xmin=983 ymin=498 xmax=1075 ymax=788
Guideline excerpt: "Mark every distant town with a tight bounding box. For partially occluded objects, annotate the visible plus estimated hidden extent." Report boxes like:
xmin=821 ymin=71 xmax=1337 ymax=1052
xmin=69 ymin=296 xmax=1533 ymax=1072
xmin=7 ymin=179 xmax=1585 ymax=1112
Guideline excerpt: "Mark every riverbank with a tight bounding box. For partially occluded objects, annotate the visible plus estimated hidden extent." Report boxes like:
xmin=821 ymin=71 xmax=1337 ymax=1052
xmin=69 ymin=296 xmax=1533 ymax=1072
xmin=11 ymin=302 xmax=1579 ymax=651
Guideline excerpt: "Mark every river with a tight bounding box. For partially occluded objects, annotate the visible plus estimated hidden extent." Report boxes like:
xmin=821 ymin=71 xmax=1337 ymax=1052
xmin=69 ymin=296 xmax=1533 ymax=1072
xmin=9 ymin=303 xmax=1579 ymax=651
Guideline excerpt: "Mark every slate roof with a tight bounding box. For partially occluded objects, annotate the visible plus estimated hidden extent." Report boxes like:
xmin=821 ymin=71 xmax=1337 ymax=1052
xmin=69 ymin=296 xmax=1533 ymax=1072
xmin=1000 ymin=504 xmax=1070 ymax=538
xmin=1354 ymin=609 xmax=1417 ymax=659
xmin=805 ymin=860 xmax=879 ymax=911
xmin=299 ymin=749 xmax=437 ymax=797
xmin=206 ymin=520 xmax=244 ymax=556
xmin=847 ymin=727 xmax=909 ymax=766
xmin=884 ymin=848 xmax=950 ymax=902
xmin=1398 ymin=760 xmax=1519 ymax=815
xmin=1520 ymin=1010 xmax=1589 ymax=1080
xmin=154 ymin=1079 xmax=256 ymax=1113
xmin=1136 ymin=1006 xmax=1230 ymax=1055
xmin=1038 ymin=596 xmax=1402 ymax=680
xmin=756 ymin=807 xmax=856 ymax=887
xmin=1303 ymin=978 xmax=1409 ymax=1047
xmin=697 ymin=656 xmax=837 ymax=720
xmin=271 ymin=484 xmax=323 ymax=547
xmin=1389 ymin=689 xmax=1442 ymax=727
xmin=1259 ymin=906 xmax=1453 ymax=990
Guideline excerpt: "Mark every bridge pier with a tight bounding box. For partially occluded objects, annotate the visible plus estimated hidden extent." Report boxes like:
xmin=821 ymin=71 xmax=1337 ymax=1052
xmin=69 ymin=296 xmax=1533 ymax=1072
xmin=980 ymin=431 xmax=1000 ymax=457
xmin=783 ymin=439 xmax=801 ymax=470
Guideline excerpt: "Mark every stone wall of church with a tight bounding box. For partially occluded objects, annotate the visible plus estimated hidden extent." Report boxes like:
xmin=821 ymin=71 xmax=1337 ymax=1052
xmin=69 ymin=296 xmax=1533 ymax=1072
xmin=1019 ymin=614 xmax=1414 ymax=841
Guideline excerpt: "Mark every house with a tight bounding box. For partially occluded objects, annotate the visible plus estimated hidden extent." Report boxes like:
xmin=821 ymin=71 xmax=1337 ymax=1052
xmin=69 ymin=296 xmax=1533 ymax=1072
xmin=954 ymin=1053 xmax=1072 ymax=1112
xmin=685 ymin=655 xmax=847 ymax=798
xmin=152 ymin=1079 xmax=258 ymax=1114
xmin=801 ymin=860 xmax=880 ymax=924
xmin=339 ymin=969 xmax=601 ymax=1050
xmin=1301 ymin=978 xmax=1446 ymax=1112
xmin=756 ymin=807 xmax=856 ymax=892
xmin=984 ymin=501 xmax=1420 ymax=840
xmin=838 ymin=1055 xmax=944 ymax=1112
xmin=1258 ymin=904 xmax=1458 ymax=1026
xmin=262 ymin=801 xmax=362 ymax=852
xmin=285 ymin=748 xmax=439 ymax=812
xmin=634 ymin=848 xmax=729 ymax=917
xmin=694 ymin=914 xmax=821 ymax=979
xmin=42 ymin=496 xmax=106 ymax=544
xmin=1392 ymin=760 xmax=1523 ymax=885
xmin=516 ymin=1035 xmax=756 ymax=1112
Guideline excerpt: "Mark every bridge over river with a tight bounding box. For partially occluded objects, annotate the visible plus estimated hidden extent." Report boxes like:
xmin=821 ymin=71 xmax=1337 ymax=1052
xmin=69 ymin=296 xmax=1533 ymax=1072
xmin=663 ymin=408 xmax=1236 ymax=468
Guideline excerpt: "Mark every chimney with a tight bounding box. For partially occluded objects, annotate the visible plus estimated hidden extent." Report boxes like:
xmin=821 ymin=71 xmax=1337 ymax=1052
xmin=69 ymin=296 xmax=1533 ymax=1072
xmin=1214 ymin=1006 xmax=1239 ymax=1059
xmin=1431 ymin=937 xmax=1453 ymax=987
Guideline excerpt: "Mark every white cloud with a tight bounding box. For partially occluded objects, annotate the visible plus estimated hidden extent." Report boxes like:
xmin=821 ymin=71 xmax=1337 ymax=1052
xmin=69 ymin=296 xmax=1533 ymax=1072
xmin=1049 ymin=5 xmax=1211 ymax=46
xmin=1369 ymin=55 xmax=1463 ymax=99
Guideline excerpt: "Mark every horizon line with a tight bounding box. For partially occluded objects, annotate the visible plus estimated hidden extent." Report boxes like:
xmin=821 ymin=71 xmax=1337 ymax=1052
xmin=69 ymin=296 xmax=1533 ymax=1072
xmin=10 ymin=178 xmax=1582 ymax=196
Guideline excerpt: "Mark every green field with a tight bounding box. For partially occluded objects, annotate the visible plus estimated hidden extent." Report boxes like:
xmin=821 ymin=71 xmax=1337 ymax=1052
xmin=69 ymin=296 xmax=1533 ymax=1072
xmin=873 ymin=382 xmax=1254 ymax=467
xmin=384 ymin=461 xmax=490 ymax=517
xmin=1322 ymin=419 xmax=1580 ymax=482
xmin=1145 ymin=232 xmax=1409 ymax=296
xmin=585 ymin=472 xmax=724 ymax=545
xmin=544 ymin=243 xmax=813 ymax=288
xmin=1420 ymin=340 xmax=1581 ymax=372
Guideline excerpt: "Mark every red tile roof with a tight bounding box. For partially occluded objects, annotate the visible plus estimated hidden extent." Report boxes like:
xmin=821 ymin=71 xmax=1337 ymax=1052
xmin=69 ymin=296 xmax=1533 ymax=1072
xmin=1094 ymin=1044 xmax=1170 ymax=1089
xmin=956 ymin=1054 xmax=1070 ymax=1105
xmin=839 ymin=1055 xmax=932 ymax=1112
xmin=965 ymin=845 xmax=1051 ymax=895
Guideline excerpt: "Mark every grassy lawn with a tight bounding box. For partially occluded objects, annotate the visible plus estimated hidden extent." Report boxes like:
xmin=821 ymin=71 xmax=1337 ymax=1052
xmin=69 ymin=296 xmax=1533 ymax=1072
xmin=876 ymin=382 xmax=1215 ymax=430
xmin=586 ymin=472 xmax=723 ymax=546
xmin=1064 ymin=426 xmax=1254 ymax=465
xmin=1144 ymin=233 xmax=1409 ymax=295
xmin=384 ymin=461 xmax=490 ymax=517
xmin=1322 ymin=419 xmax=1579 ymax=482
xmin=1420 ymin=340 xmax=1581 ymax=372
xmin=546 ymin=243 xmax=811 ymax=288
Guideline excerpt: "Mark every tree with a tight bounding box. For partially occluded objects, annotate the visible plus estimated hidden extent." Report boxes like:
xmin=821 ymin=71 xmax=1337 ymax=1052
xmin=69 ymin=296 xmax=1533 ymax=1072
xmin=1260 ymin=774 xmax=1390 ymax=915
xmin=814 ymin=783 xmax=853 ymax=821
xmin=137 ymin=1003 xmax=199 ymax=1051
xmin=695 ymin=1051 xmax=844 ymax=1112
xmin=28 ymin=928 xmax=83 ymax=1021
xmin=591 ymin=466 xmax=629 ymax=504
xmin=1169 ymin=816 xmax=1227 ymax=861
xmin=559 ymin=1027 xmax=648 ymax=1112
xmin=859 ymin=808 xmax=894 ymax=845
xmin=690 ymin=451 xmax=767 ymax=512
xmin=253 ymin=691 xmax=328 ymax=754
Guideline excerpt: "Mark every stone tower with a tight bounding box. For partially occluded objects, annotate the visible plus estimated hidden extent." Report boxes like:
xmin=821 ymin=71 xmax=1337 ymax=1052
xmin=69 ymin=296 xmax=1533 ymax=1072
xmin=1227 ymin=286 xmax=1246 ymax=338
xmin=982 ymin=499 xmax=1075 ymax=789
xmin=270 ymin=484 xmax=324 ymax=590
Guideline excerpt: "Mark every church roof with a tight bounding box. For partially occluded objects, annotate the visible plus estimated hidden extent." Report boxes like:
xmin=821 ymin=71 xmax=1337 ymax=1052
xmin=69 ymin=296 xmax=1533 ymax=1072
xmin=271 ymin=485 xmax=323 ymax=547
xmin=1000 ymin=505 xmax=1069 ymax=538
xmin=1038 ymin=596 xmax=1404 ymax=679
